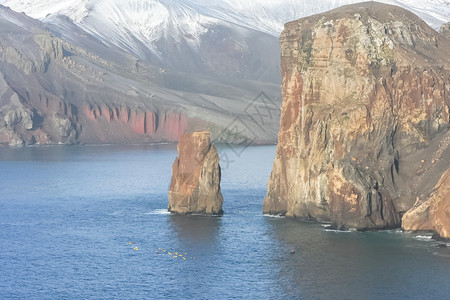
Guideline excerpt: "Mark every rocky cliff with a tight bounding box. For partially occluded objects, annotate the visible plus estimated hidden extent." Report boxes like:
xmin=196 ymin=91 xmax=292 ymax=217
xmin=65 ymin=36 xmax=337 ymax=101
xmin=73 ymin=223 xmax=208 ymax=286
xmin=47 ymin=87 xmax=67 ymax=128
xmin=264 ymin=2 xmax=450 ymax=232
xmin=168 ymin=131 xmax=223 ymax=215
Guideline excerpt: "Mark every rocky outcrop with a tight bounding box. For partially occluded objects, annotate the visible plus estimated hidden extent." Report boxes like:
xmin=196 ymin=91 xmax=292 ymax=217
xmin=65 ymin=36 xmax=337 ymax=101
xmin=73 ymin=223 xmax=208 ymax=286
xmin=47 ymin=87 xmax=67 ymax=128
xmin=402 ymin=168 xmax=450 ymax=240
xmin=440 ymin=22 xmax=450 ymax=39
xmin=168 ymin=131 xmax=223 ymax=215
xmin=264 ymin=2 xmax=450 ymax=230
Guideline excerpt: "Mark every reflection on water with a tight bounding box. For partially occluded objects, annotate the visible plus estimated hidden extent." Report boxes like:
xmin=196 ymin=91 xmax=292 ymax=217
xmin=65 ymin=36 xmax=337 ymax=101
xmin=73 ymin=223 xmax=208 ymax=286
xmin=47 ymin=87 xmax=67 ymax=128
xmin=0 ymin=144 xmax=177 ymax=162
xmin=169 ymin=214 xmax=222 ymax=250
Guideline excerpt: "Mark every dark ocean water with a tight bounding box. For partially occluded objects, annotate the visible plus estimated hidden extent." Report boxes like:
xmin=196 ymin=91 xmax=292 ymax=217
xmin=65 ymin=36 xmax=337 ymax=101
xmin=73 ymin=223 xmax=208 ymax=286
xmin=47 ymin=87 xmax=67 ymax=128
xmin=1 ymin=144 xmax=449 ymax=299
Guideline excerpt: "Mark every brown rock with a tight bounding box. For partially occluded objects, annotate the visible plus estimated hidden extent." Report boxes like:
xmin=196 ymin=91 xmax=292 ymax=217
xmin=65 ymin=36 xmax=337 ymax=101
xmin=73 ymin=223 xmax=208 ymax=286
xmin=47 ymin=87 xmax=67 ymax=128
xmin=168 ymin=131 xmax=223 ymax=215
xmin=264 ymin=2 xmax=450 ymax=230
xmin=402 ymin=168 xmax=450 ymax=239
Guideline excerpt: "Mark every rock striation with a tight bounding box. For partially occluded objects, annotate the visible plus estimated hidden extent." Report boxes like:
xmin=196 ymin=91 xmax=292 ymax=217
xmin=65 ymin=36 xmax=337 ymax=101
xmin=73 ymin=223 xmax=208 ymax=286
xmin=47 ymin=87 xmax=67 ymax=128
xmin=168 ymin=131 xmax=223 ymax=215
xmin=264 ymin=2 xmax=450 ymax=231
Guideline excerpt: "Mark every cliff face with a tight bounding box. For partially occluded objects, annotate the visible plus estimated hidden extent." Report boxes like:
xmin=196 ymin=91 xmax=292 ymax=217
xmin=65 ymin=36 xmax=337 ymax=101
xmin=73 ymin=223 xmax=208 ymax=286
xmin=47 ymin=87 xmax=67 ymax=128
xmin=264 ymin=2 xmax=450 ymax=230
xmin=168 ymin=131 xmax=223 ymax=215
xmin=81 ymin=103 xmax=189 ymax=143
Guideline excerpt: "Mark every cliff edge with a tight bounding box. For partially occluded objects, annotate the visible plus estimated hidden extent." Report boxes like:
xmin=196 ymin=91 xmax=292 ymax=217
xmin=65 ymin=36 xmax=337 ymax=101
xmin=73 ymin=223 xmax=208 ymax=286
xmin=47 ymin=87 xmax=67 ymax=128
xmin=264 ymin=2 xmax=450 ymax=232
xmin=168 ymin=131 xmax=223 ymax=215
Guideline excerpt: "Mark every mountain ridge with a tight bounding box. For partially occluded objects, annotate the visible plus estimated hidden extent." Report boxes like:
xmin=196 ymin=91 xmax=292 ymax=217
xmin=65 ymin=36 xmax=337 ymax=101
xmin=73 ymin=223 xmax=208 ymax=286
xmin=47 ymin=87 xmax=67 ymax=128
xmin=0 ymin=4 xmax=281 ymax=146
xmin=3 ymin=0 xmax=449 ymax=64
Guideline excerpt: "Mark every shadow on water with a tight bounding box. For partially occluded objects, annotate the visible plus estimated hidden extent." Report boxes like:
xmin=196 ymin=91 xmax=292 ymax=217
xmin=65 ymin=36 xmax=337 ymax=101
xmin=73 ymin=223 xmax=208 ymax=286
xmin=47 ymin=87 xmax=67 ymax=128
xmin=265 ymin=216 xmax=450 ymax=299
xmin=168 ymin=214 xmax=222 ymax=253
xmin=155 ymin=215 xmax=226 ymax=298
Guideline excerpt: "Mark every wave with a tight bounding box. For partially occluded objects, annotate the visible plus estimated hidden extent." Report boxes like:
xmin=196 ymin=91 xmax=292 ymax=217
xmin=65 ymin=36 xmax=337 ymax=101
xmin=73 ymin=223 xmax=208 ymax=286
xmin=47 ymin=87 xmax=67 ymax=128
xmin=263 ymin=214 xmax=285 ymax=218
xmin=323 ymin=228 xmax=352 ymax=233
xmin=384 ymin=229 xmax=403 ymax=234
xmin=433 ymin=252 xmax=450 ymax=258
xmin=144 ymin=209 xmax=170 ymax=215
xmin=320 ymin=223 xmax=354 ymax=232
xmin=414 ymin=235 xmax=433 ymax=241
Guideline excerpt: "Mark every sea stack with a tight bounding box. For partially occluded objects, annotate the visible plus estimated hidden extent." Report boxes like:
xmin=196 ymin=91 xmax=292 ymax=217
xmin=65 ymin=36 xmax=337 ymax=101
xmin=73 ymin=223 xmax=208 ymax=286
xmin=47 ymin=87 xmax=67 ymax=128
xmin=168 ymin=131 xmax=223 ymax=215
xmin=264 ymin=2 xmax=449 ymax=231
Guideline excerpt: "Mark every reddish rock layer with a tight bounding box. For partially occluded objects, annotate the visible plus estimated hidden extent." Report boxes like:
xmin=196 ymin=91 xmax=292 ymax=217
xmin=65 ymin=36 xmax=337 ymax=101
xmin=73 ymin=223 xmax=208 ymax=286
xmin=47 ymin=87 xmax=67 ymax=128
xmin=82 ymin=102 xmax=188 ymax=141
xmin=168 ymin=131 xmax=223 ymax=215
xmin=264 ymin=2 xmax=450 ymax=230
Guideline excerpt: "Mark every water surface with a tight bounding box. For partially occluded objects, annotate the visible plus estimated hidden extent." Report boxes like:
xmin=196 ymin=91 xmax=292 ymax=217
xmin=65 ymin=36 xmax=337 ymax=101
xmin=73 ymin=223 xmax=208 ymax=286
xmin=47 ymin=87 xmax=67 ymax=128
xmin=1 ymin=145 xmax=449 ymax=299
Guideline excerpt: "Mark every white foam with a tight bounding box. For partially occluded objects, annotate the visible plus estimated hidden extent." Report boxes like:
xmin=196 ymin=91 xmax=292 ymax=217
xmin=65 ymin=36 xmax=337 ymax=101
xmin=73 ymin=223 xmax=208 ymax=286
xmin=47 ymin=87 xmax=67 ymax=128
xmin=414 ymin=235 xmax=433 ymax=241
xmin=263 ymin=214 xmax=285 ymax=218
xmin=385 ymin=229 xmax=403 ymax=234
xmin=323 ymin=228 xmax=352 ymax=233
xmin=144 ymin=209 xmax=170 ymax=215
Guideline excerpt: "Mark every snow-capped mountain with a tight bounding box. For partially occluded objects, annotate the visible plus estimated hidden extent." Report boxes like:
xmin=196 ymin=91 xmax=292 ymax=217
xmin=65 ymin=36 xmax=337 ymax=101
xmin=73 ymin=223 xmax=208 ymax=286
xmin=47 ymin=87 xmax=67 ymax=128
xmin=1 ymin=1 xmax=449 ymax=146
xmin=3 ymin=0 xmax=449 ymax=76
xmin=4 ymin=0 xmax=282 ymax=81
xmin=4 ymin=0 xmax=450 ymax=36
xmin=0 ymin=4 xmax=282 ymax=146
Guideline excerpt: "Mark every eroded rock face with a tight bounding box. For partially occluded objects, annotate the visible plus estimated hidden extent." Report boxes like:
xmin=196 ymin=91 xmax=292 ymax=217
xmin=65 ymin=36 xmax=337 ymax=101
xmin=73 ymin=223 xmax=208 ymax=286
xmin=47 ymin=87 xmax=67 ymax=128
xmin=168 ymin=131 xmax=223 ymax=215
xmin=82 ymin=103 xmax=188 ymax=142
xmin=402 ymin=168 xmax=450 ymax=240
xmin=439 ymin=22 xmax=450 ymax=39
xmin=264 ymin=2 xmax=450 ymax=230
